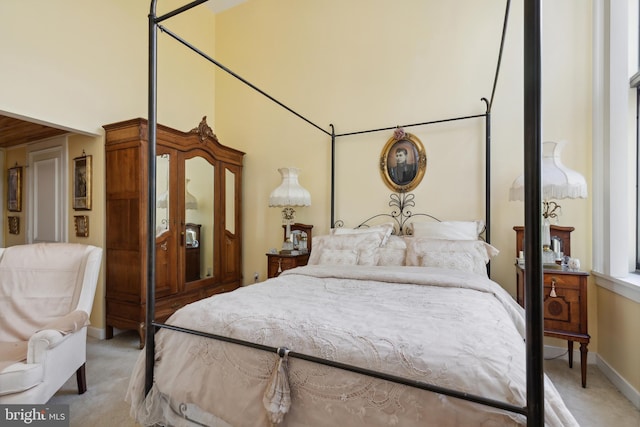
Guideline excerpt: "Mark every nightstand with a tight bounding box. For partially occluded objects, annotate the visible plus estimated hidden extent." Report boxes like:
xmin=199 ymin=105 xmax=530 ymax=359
xmin=266 ymin=223 xmax=313 ymax=279
xmin=267 ymin=253 xmax=310 ymax=278
xmin=514 ymin=226 xmax=590 ymax=388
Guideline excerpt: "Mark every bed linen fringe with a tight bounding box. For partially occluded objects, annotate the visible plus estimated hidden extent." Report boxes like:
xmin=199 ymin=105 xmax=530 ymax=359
xmin=263 ymin=348 xmax=292 ymax=425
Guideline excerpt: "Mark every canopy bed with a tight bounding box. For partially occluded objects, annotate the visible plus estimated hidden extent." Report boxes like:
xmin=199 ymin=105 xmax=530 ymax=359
xmin=128 ymin=1 xmax=561 ymax=426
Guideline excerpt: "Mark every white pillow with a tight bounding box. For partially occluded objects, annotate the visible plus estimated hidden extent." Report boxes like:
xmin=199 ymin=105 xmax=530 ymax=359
xmin=384 ymin=235 xmax=406 ymax=249
xmin=318 ymin=249 xmax=359 ymax=265
xmin=332 ymin=222 xmax=395 ymax=246
xmin=404 ymin=238 xmax=499 ymax=275
xmin=374 ymin=235 xmax=406 ymax=266
xmin=410 ymin=220 xmax=484 ymax=240
xmin=308 ymin=233 xmax=385 ymax=265
xmin=375 ymin=248 xmax=406 ymax=266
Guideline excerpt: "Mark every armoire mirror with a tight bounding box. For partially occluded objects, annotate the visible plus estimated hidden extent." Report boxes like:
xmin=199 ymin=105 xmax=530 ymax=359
xmin=185 ymin=156 xmax=214 ymax=283
xmin=156 ymin=153 xmax=170 ymax=236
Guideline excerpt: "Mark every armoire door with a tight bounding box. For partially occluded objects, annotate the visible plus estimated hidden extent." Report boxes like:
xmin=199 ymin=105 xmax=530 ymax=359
xmin=155 ymin=149 xmax=179 ymax=298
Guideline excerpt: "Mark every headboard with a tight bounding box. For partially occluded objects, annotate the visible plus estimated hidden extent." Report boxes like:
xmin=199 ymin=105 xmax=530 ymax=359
xmin=333 ymin=193 xmax=442 ymax=236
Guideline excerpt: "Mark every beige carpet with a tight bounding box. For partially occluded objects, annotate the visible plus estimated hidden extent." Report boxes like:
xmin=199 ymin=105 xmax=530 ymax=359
xmin=49 ymin=331 xmax=640 ymax=427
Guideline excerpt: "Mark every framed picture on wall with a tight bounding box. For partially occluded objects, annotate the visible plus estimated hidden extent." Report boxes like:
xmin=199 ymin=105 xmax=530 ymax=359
xmin=379 ymin=129 xmax=427 ymax=193
xmin=73 ymin=155 xmax=92 ymax=210
xmin=7 ymin=166 xmax=22 ymax=212
xmin=8 ymin=216 xmax=19 ymax=235
xmin=74 ymin=215 xmax=89 ymax=238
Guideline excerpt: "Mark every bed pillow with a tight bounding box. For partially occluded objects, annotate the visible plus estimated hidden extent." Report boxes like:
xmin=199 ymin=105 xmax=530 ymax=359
xmin=308 ymin=233 xmax=385 ymax=266
xmin=318 ymin=249 xmax=359 ymax=265
xmin=404 ymin=238 xmax=499 ymax=275
xmin=374 ymin=235 xmax=407 ymax=266
xmin=331 ymin=222 xmax=395 ymax=246
xmin=409 ymin=220 xmax=484 ymax=240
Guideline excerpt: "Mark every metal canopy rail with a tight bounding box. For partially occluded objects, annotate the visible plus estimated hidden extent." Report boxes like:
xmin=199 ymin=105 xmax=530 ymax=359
xmin=146 ymin=1 xmax=545 ymax=425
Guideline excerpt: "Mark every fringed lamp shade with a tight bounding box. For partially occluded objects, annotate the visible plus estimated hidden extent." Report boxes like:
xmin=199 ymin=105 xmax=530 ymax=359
xmin=509 ymin=140 xmax=587 ymax=250
xmin=269 ymin=168 xmax=311 ymax=207
xmin=269 ymin=167 xmax=311 ymax=239
xmin=509 ymin=141 xmax=588 ymax=204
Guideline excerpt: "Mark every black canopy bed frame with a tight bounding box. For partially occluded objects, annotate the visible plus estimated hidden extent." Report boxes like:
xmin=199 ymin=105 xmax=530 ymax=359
xmin=144 ymin=1 xmax=546 ymax=425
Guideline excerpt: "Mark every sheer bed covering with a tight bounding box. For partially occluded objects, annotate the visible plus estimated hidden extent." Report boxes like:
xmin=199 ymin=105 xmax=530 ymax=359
xmin=127 ymin=265 xmax=577 ymax=426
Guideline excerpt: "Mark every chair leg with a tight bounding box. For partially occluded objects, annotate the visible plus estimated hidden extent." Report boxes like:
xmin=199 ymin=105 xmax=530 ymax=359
xmin=76 ymin=363 xmax=87 ymax=394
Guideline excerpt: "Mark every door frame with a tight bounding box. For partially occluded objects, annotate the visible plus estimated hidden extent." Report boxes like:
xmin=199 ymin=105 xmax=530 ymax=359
xmin=27 ymin=137 xmax=69 ymax=243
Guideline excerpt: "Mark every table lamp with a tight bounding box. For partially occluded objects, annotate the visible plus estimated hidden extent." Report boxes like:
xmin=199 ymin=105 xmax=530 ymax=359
xmin=269 ymin=167 xmax=311 ymax=250
xmin=509 ymin=141 xmax=587 ymax=257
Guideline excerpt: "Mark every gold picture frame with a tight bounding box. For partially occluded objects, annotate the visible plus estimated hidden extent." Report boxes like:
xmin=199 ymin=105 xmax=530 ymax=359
xmin=74 ymin=215 xmax=89 ymax=237
xmin=73 ymin=155 xmax=92 ymax=210
xmin=7 ymin=166 xmax=22 ymax=212
xmin=379 ymin=130 xmax=427 ymax=192
xmin=8 ymin=216 xmax=19 ymax=235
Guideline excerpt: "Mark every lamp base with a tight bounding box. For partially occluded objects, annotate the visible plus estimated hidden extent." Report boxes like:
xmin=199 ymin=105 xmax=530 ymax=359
xmin=281 ymin=239 xmax=294 ymax=251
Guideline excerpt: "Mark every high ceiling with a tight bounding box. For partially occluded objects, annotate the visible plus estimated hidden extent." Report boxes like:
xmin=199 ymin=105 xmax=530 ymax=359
xmin=0 ymin=115 xmax=69 ymax=148
xmin=0 ymin=2 xmax=248 ymax=149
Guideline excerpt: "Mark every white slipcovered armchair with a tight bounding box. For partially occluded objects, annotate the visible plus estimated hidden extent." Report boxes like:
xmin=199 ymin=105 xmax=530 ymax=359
xmin=0 ymin=243 xmax=102 ymax=404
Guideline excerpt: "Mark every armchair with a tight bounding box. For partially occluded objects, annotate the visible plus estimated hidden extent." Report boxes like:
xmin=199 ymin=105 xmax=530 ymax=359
xmin=0 ymin=243 xmax=102 ymax=404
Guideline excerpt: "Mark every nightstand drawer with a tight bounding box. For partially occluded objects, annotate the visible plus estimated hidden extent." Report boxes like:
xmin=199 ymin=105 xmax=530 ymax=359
xmin=268 ymin=256 xmax=297 ymax=273
xmin=266 ymin=253 xmax=310 ymax=278
xmin=543 ymin=274 xmax=583 ymax=334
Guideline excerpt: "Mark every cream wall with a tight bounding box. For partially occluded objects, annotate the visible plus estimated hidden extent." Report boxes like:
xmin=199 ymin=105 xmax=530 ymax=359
xmin=596 ymin=288 xmax=640 ymax=400
xmin=68 ymin=134 xmax=106 ymax=325
xmin=0 ymin=0 xmax=217 ymax=330
xmin=214 ymin=1 xmax=592 ymax=296
xmin=0 ymin=1 xmax=216 ymax=135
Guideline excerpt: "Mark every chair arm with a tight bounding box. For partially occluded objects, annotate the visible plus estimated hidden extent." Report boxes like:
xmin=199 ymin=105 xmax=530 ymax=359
xmin=26 ymin=310 xmax=89 ymax=364
xmin=27 ymin=330 xmax=66 ymax=364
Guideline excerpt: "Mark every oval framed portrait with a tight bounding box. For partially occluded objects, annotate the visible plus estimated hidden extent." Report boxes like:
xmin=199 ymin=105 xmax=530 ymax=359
xmin=379 ymin=131 xmax=426 ymax=192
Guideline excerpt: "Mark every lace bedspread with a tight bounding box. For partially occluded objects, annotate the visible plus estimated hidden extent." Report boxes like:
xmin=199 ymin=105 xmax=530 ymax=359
xmin=127 ymin=265 xmax=578 ymax=427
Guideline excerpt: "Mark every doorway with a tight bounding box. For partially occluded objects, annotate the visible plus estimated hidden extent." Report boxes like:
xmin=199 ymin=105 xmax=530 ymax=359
xmin=27 ymin=137 xmax=68 ymax=243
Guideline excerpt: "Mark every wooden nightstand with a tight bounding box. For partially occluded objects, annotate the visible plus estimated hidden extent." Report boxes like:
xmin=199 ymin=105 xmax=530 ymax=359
xmin=266 ymin=223 xmax=313 ymax=279
xmin=267 ymin=253 xmax=310 ymax=278
xmin=514 ymin=226 xmax=590 ymax=388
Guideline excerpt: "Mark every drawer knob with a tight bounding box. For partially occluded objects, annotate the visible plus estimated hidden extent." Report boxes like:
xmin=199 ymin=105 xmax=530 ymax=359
xmin=550 ymin=278 xmax=557 ymax=298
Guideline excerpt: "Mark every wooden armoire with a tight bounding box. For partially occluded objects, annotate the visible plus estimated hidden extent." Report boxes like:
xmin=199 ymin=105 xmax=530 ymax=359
xmin=103 ymin=117 xmax=244 ymax=347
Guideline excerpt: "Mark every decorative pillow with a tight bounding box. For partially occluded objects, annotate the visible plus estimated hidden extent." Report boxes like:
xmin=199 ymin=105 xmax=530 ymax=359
xmin=375 ymin=248 xmax=406 ymax=266
xmin=384 ymin=235 xmax=406 ymax=249
xmin=417 ymin=252 xmax=480 ymax=274
xmin=374 ymin=235 xmax=406 ymax=266
xmin=318 ymin=249 xmax=359 ymax=265
xmin=308 ymin=233 xmax=385 ymax=265
xmin=404 ymin=238 xmax=499 ymax=275
xmin=332 ymin=222 xmax=395 ymax=246
xmin=409 ymin=220 xmax=484 ymax=240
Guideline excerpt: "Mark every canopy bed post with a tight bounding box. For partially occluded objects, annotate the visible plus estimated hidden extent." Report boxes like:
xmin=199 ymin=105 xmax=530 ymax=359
xmin=483 ymin=97 xmax=491 ymax=267
xmin=484 ymin=0 xmax=510 ymax=254
xmin=330 ymin=124 xmax=336 ymax=228
xmin=523 ymin=0 xmax=545 ymax=425
xmin=144 ymin=0 xmax=158 ymax=397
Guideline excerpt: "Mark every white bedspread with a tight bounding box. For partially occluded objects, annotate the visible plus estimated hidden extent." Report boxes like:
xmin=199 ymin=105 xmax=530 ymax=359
xmin=127 ymin=265 xmax=578 ymax=427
